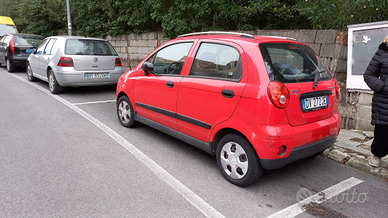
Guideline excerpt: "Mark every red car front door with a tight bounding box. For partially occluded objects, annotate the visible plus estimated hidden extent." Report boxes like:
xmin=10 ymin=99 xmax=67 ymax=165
xmin=134 ymin=42 xmax=194 ymax=130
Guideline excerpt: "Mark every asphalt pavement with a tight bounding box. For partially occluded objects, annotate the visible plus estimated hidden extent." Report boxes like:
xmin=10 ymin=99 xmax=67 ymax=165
xmin=1 ymin=67 xmax=387 ymax=218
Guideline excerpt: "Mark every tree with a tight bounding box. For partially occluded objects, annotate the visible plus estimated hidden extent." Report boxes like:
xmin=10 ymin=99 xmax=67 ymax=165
xmin=1 ymin=0 xmax=388 ymax=38
xmin=296 ymin=0 xmax=388 ymax=30
xmin=6 ymin=0 xmax=67 ymax=36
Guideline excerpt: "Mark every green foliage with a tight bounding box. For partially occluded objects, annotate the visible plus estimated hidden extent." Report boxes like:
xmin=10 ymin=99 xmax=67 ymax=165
xmin=160 ymin=0 xmax=308 ymax=38
xmin=19 ymin=0 xmax=67 ymax=36
xmin=70 ymin=0 xmax=111 ymax=37
xmin=70 ymin=0 xmax=162 ymax=36
xmin=0 ymin=0 xmax=387 ymax=38
xmin=0 ymin=0 xmax=20 ymax=19
xmin=296 ymin=0 xmax=388 ymax=30
xmin=161 ymin=0 xmax=217 ymax=38
xmin=0 ymin=0 xmax=67 ymax=36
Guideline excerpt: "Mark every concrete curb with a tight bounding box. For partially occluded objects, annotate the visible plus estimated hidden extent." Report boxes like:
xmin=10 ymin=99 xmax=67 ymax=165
xmin=322 ymin=144 xmax=388 ymax=181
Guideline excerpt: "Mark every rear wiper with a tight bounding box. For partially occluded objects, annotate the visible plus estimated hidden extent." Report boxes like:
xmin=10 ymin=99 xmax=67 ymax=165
xmin=312 ymin=70 xmax=325 ymax=89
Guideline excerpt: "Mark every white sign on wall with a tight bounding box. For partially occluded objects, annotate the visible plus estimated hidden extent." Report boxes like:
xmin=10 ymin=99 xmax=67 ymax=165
xmin=347 ymin=21 xmax=388 ymax=90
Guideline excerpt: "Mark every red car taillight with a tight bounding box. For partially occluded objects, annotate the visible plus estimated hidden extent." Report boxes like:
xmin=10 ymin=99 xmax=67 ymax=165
xmin=10 ymin=36 xmax=15 ymax=53
xmin=115 ymin=58 xmax=122 ymax=67
xmin=267 ymin=81 xmax=290 ymax=109
xmin=57 ymin=57 xmax=74 ymax=67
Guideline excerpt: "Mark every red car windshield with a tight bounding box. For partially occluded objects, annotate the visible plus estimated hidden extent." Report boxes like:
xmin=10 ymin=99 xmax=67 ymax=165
xmin=259 ymin=43 xmax=332 ymax=83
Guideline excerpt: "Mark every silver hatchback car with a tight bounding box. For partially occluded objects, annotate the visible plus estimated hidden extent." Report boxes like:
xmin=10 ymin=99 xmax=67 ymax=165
xmin=27 ymin=36 xmax=124 ymax=94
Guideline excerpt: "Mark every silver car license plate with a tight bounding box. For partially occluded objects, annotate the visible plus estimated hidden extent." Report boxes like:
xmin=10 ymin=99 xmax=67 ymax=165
xmin=301 ymin=95 xmax=328 ymax=112
xmin=85 ymin=73 xmax=109 ymax=79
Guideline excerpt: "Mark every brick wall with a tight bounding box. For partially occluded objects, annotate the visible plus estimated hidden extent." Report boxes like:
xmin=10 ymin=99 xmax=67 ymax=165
xmin=106 ymin=30 xmax=372 ymax=130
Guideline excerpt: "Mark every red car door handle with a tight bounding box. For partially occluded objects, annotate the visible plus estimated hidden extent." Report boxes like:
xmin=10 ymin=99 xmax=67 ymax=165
xmin=222 ymin=89 xmax=234 ymax=98
xmin=166 ymin=81 xmax=174 ymax=88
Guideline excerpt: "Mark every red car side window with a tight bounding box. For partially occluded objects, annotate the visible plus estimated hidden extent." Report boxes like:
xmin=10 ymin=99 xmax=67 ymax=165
xmin=148 ymin=42 xmax=193 ymax=75
xmin=190 ymin=43 xmax=242 ymax=80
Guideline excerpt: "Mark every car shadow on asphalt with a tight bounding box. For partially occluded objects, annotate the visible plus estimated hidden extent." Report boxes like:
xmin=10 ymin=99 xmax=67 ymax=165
xmin=64 ymin=85 xmax=116 ymax=95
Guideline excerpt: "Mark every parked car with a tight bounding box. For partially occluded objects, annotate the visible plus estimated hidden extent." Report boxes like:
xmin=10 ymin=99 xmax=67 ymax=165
xmin=0 ymin=16 xmax=18 ymax=38
xmin=27 ymin=36 xmax=124 ymax=94
xmin=0 ymin=33 xmax=43 ymax=72
xmin=116 ymin=31 xmax=342 ymax=187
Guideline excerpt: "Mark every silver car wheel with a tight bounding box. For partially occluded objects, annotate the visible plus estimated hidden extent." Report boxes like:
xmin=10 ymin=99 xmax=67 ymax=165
xmin=118 ymin=100 xmax=131 ymax=124
xmin=27 ymin=65 xmax=32 ymax=78
xmin=220 ymin=141 xmax=249 ymax=179
xmin=49 ymin=72 xmax=55 ymax=92
xmin=27 ymin=64 xmax=34 ymax=81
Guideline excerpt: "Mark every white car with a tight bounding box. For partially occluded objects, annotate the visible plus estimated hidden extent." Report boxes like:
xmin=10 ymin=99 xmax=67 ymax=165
xmin=27 ymin=36 xmax=124 ymax=94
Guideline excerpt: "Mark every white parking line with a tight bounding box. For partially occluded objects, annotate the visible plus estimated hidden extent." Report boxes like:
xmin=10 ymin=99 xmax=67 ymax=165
xmin=73 ymin=100 xmax=116 ymax=106
xmin=266 ymin=177 xmax=363 ymax=218
xmin=11 ymin=75 xmax=225 ymax=218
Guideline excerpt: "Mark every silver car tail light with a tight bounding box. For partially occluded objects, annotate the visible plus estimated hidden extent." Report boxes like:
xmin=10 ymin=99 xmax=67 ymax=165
xmin=57 ymin=57 xmax=74 ymax=67
xmin=115 ymin=58 xmax=122 ymax=67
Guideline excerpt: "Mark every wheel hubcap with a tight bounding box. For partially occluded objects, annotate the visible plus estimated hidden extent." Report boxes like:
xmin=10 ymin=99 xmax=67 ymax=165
xmin=118 ymin=101 xmax=131 ymax=124
xmin=49 ymin=73 xmax=54 ymax=91
xmin=220 ymin=142 xmax=248 ymax=179
xmin=27 ymin=65 xmax=32 ymax=78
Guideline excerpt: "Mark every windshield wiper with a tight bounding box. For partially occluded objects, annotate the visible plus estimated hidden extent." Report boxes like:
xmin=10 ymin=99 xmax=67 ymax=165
xmin=312 ymin=70 xmax=325 ymax=89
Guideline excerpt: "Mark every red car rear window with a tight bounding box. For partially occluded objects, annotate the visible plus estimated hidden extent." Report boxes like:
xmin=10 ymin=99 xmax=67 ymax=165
xmin=259 ymin=43 xmax=332 ymax=83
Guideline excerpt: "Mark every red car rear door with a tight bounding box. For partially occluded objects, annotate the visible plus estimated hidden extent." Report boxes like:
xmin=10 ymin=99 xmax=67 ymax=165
xmin=176 ymin=41 xmax=247 ymax=142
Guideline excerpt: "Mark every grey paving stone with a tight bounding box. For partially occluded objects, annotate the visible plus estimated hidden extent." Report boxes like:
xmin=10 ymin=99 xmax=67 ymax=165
xmin=362 ymin=131 xmax=374 ymax=138
xmin=348 ymin=153 xmax=367 ymax=159
xmin=335 ymin=140 xmax=362 ymax=149
xmin=333 ymin=129 xmax=388 ymax=180
xmin=380 ymin=168 xmax=388 ymax=180
xmin=381 ymin=156 xmax=388 ymax=166
xmin=348 ymin=147 xmax=371 ymax=156
xmin=328 ymin=150 xmax=350 ymax=163
xmin=364 ymin=140 xmax=373 ymax=146
xmin=338 ymin=148 xmax=347 ymax=153
xmin=347 ymin=157 xmax=373 ymax=173
xmin=357 ymin=144 xmax=371 ymax=154
xmin=337 ymin=130 xmax=364 ymax=141
xmin=323 ymin=148 xmax=331 ymax=156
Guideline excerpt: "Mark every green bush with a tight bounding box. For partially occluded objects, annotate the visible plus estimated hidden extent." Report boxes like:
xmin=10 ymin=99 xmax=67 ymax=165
xmin=296 ymin=0 xmax=388 ymax=30
xmin=0 ymin=0 xmax=387 ymax=38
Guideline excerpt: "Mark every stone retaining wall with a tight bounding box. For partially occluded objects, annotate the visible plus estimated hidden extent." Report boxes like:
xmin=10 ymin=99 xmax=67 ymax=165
xmin=105 ymin=30 xmax=372 ymax=131
xmin=342 ymin=90 xmax=374 ymax=131
xmin=106 ymin=32 xmax=169 ymax=73
xmin=106 ymin=30 xmax=348 ymax=77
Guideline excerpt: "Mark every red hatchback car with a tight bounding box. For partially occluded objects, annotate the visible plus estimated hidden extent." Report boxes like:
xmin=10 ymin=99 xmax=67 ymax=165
xmin=116 ymin=32 xmax=341 ymax=187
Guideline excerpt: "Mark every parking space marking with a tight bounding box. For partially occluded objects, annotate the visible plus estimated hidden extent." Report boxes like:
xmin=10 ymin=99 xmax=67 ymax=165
xmin=266 ymin=177 xmax=363 ymax=218
xmin=11 ymin=74 xmax=225 ymax=218
xmin=73 ymin=100 xmax=116 ymax=106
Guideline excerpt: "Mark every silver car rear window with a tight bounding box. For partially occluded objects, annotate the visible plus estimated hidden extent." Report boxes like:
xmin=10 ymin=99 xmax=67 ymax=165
xmin=65 ymin=39 xmax=118 ymax=56
xmin=259 ymin=43 xmax=332 ymax=83
xmin=15 ymin=36 xmax=43 ymax=46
